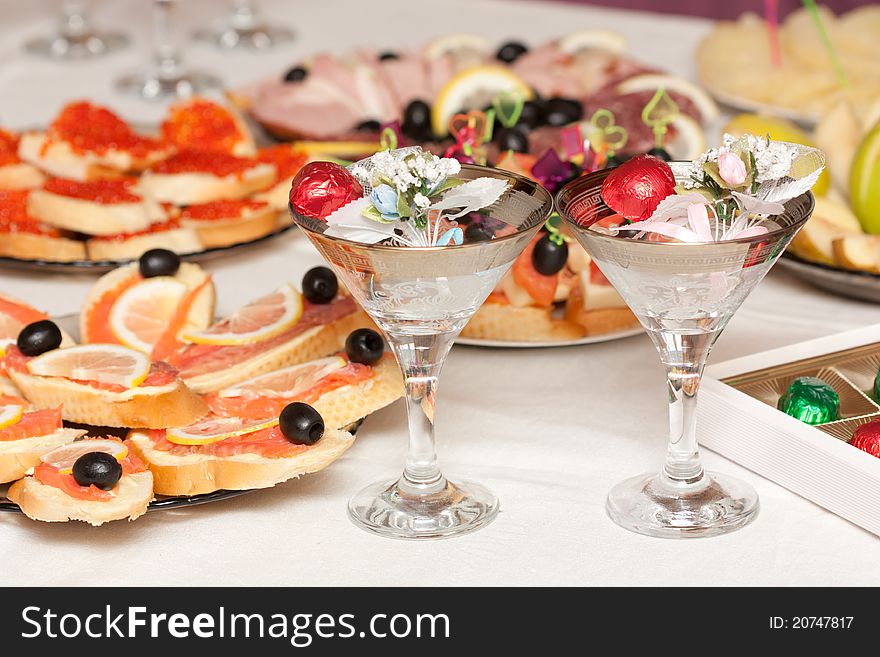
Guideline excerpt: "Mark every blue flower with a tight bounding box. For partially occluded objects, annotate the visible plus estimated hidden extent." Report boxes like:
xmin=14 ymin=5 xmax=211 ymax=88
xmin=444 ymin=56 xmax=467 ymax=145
xmin=370 ymin=184 xmax=400 ymax=221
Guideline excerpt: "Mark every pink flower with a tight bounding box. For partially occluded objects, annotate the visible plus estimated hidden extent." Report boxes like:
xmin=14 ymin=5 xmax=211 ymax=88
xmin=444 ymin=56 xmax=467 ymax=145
xmin=718 ymin=152 xmax=747 ymax=187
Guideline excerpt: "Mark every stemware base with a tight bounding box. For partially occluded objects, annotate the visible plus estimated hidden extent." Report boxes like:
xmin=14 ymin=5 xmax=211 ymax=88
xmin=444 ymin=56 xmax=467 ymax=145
xmin=606 ymin=471 xmax=759 ymax=539
xmin=194 ymin=25 xmax=293 ymax=50
xmin=25 ymin=32 xmax=128 ymax=59
xmin=115 ymin=71 xmax=222 ymax=100
xmin=348 ymin=477 xmax=499 ymax=540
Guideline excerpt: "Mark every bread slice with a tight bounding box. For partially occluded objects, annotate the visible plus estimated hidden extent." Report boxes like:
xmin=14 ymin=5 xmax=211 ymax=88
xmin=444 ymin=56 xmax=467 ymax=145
xmin=128 ymin=427 xmax=353 ymax=496
xmin=0 ymin=428 xmax=84 ymax=484
xmin=462 ymin=302 xmax=585 ymax=342
xmin=0 ymin=292 xmax=77 ymax=347
xmin=139 ymin=162 xmax=276 ymax=205
xmin=79 ymin=262 xmax=215 ymax=348
xmin=180 ymin=310 xmax=375 ymax=394
xmin=180 ymin=202 xmax=280 ymax=249
xmin=7 ymin=470 xmax=153 ymax=525
xmin=18 ymin=132 xmax=167 ymax=181
xmin=564 ymin=279 xmax=640 ymax=336
xmin=307 ymin=356 xmax=402 ymax=430
xmin=28 ymin=186 xmax=164 ymax=236
xmin=6 ymin=368 xmax=208 ymax=428
xmin=86 ymin=226 xmax=203 ymax=261
xmin=0 ymin=230 xmax=86 ymax=262
xmin=0 ymin=162 xmax=46 ymax=190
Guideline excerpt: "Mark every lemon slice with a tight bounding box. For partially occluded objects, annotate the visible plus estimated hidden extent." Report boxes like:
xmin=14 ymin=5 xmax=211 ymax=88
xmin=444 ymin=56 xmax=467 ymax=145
xmin=850 ymin=122 xmax=880 ymax=234
xmin=666 ymin=115 xmax=706 ymax=160
xmin=166 ymin=416 xmax=279 ymax=446
xmin=431 ymin=65 xmax=533 ymax=137
xmin=42 ymin=439 xmax=129 ymax=474
xmin=219 ymin=356 xmax=348 ymax=399
xmin=615 ymin=74 xmax=720 ymax=122
xmin=0 ymin=404 xmax=23 ymax=430
xmin=558 ymin=29 xmax=626 ymax=55
xmin=27 ymin=344 xmax=152 ymax=389
xmin=109 ymin=277 xmax=188 ymax=354
xmin=182 ymin=283 xmax=303 ymax=346
xmin=424 ymin=33 xmax=490 ymax=61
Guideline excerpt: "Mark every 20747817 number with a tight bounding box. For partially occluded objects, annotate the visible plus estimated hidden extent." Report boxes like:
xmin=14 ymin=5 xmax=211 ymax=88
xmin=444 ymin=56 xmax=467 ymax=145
xmin=770 ymin=617 xmax=854 ymax=629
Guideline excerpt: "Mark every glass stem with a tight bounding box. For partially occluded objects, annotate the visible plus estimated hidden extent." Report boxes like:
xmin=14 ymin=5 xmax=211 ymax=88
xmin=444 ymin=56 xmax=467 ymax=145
xmin=61 ymin=0 xmax=89 ymax=40
xmin=152 ymin=0 xmax=180 ymax=82
xmin=388 ymin=331 xmax=457 ymax=497
xmin=658 ymin=331 xmax=715 ymax=486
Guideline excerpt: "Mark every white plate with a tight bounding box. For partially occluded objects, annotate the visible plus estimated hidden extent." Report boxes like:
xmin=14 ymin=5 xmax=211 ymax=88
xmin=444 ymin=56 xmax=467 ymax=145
xmin=456 ymin=326 xmax=644 ymax=348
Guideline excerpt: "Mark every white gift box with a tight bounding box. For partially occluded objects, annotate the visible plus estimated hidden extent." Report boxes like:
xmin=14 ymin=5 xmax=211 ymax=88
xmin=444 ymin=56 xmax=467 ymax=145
xmin=701 ymin=324 xmax=880 ymax=537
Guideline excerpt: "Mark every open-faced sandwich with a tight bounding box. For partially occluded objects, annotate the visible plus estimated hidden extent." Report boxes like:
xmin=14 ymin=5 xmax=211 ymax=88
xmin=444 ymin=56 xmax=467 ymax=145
xmin=85 ymin=217 xmax=203 ymax=262
xmin=0 ymin=129 xmax=46 ymax=191
xmin=0 ymin=393 xmax=84 ymax=484
xmin=4 ymin=321 xmax=207 ymax=428
xmin=129 ymin=328 xmax=401 ymax=496
xmin=0 ymin=190 xmax=87 ymax=262
xmin=80 ymin=249 xmax=215 ymax=360
xmin=18 ymin=101 xmax=171 ymax=181
xmin=252 ymin=144 xmax=309 ymax=210
xmin=161 ymin=97 xmax=257 ymax=158
xmin=8 ymin=437 xmax=153 ymax=525
xmin=177 ymin=199 xmax=278 ymax=249
xmin=168 ymin=267 xmax=373 ymax=393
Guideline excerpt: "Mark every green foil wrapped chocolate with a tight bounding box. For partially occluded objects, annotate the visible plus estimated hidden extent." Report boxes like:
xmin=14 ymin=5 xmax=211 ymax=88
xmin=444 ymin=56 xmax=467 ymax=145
xmin=777 ymin=376 xmax=840 ymax=425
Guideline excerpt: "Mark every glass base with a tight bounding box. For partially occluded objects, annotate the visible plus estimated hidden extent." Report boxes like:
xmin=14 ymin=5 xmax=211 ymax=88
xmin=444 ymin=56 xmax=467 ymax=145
xmin=606 ymin=471 xmax=759 ymax=539
xmin=348 ymin=477 xmax=499 ymax=540
xmin=194 ymin=25 xmax=293 ymax=50
xmin=115 ymin=70 xmax=222 ymax=101
xmin=24 ymin=32 xmax=128 ymax=59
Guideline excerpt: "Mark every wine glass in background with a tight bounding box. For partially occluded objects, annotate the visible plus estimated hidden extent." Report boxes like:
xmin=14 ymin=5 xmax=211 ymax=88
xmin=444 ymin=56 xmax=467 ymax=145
xmin=116 ymin=0 xmax=221 ymax=100
xmin=24 ymin=0 xmax=128 ymax=59
xmin=194 ymin=0 xmax=293 ymax=50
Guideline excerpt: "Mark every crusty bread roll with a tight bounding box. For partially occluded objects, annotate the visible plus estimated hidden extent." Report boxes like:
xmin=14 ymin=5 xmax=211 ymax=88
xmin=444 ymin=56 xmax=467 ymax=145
xmin=0 ymin=162 xmax=46 ymax=190
xmin=181 ymin=204 xmax=280 ymax=249
xmin=6 ymin=369 xmax=208 ymax=428
xmin=86 ymin=227 xmax=203 ymax=261
xmin=18 ymin=133 xmax=167 ymax=181
xmin=0 ymin=428 xmax=84 ymax=484
xmin=461 ymin=303 xmax=585 ymax=342
xmin=180 ymin=310 xmax=375 ymax=394
xmin=27 ymin=187 xmax=164 ymax=236
xmin=0 ymin=231 xmax=86 ymax=262
xmin=139 ymin=163 xmax=276 ymax=206
xmin=7 ymin=471 xmax=153 ymax=525
xmin=79 ymin=262 xmax=215 ymax=350
xmin=128 ymin=428 xmax=353 ymax=496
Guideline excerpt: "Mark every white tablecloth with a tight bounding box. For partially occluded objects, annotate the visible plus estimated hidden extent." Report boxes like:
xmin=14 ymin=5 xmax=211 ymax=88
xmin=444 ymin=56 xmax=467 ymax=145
xmin=2 ymin=0 xmax=878 ymax=586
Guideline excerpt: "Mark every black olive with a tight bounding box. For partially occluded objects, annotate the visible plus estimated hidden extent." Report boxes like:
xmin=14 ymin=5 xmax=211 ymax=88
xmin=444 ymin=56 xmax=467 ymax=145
xmin=279 ymin=402 xmax=324 ymax=445
xmin=647 ymin=147 xmax=672 ymax=161
xmin=378 ymin=51 xmax=399 ymax=61
xmin=139 ymin=248 xmax=180 ymax=278
xmin=496 ymin=41 xmax=528 ymax=64
xmin=402 ymin=100 xmax=432 ymax=140
xmin=17 ymin=320 xmax=62 ymax=357
xmin=544 ymin=97 xmax=583 ymax=127
xmin=72 ymin=452 xmax=122 ymax=491
xmin=517 ymin=100 xmax=545 ymax=130
xmin=356 ymin=119 xmax=381 ymax=132
xmin=283 ymin=66 xmax=307 ymax=82
xmin=532 ymin=234 xmax=569 ymax=276
xmin=604 ymin=154 xmax=625 ymax=169
xmin=494 ymin=126 xmax=529 ymax=153
xmin=464 ymin=222 xmax=494 ymax=243
xmin=345 ymin=328 xmax=384 ymax=366
xmin=302 ymin=266 xmax=338 ymax=304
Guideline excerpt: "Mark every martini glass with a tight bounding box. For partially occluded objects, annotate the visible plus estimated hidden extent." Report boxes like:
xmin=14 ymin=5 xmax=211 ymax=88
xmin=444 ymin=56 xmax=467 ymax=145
xmin=557 ymin=162 xmax=816 ymax=538
xmin=25 ymin=0 xmax=128 ymax=59
xmin=116 ymin=0 xmax=221 ymax=100
xmin=290 ymin=165 xmax=552 ymax=539
xmin=194 ymin=0 xmax=294 ymax=50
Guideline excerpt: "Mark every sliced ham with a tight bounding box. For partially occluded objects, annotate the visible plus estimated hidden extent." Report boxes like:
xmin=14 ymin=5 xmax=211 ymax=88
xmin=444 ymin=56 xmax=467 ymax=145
xmin=377 ymin=53 xmax=433 ymax=107
xmin=427 ymin=53 xmax=456 ymax=98
xmin=511 ymin=43 xmax=581 ymax=98
xmin=247 ymin=78 xmax=363 ymax=139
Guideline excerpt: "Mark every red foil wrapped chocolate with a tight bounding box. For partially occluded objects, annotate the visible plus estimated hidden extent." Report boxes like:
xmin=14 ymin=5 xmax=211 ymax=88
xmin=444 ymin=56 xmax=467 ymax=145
xmin=600 ymin=154 xmax=676 ymax=221
xmin=851 ymin=419 xmax=880 ymax=458
xmin=289 ymin=162 xmax=363 ymax=219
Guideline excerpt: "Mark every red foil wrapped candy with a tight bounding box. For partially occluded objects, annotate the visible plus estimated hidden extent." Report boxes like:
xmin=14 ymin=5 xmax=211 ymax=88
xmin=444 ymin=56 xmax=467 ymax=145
xmin=851 ymin=419 xmax=880 ymax=458
xmin=289 ymin=162 xmax=363 ymax=219
xmin=600 ymin=154 xmax=676 ymax=221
